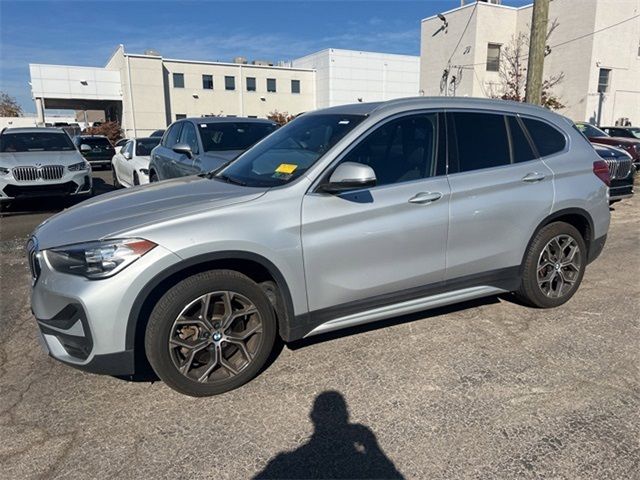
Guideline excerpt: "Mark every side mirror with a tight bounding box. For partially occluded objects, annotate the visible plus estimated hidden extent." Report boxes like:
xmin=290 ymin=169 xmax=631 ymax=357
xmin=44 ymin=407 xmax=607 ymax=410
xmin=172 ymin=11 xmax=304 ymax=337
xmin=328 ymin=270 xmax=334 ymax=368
xmin=123 ymin=151 xmax=132 ymax=160
xmin=320 ymin=162 xmax=377 ymax=193
xmin=80 ymin=144 xmax=91 ymax=152
xmin=173 ymin=143 xmax=193 ymax=159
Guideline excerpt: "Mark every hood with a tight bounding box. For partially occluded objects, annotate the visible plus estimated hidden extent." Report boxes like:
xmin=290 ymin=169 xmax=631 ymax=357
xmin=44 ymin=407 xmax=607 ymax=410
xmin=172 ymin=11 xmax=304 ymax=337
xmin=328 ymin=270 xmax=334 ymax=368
xmin=0 ymin=150 xmax=84 ymax=167
xmin=33 ymin=175 xmax=267 ymax=249
xmin=198 ymin=150 xmax=243 ymax=171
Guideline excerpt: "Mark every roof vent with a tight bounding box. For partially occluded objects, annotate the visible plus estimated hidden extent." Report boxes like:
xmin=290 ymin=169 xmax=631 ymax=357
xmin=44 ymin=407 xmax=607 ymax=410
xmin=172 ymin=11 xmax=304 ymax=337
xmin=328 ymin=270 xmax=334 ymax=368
xmin=144 ymin=49 xmax=161 ymax=57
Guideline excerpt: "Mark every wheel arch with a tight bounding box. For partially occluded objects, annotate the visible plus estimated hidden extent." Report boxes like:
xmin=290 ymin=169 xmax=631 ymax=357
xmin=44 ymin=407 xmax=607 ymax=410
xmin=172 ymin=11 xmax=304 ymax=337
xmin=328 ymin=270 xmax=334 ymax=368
xmin=126 ymin=251 xmax=296 ymax=366
xmin=521 ymin=207 xmax=595 ymax=271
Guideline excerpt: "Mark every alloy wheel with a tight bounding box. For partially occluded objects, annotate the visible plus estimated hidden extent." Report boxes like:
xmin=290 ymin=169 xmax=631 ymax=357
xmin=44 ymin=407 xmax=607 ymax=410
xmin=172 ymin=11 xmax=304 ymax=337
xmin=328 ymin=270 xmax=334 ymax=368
xmin=536 ymin=234 xmax=582 ymax=298
xmin=168 ymin=291 xmax=263 ymax=383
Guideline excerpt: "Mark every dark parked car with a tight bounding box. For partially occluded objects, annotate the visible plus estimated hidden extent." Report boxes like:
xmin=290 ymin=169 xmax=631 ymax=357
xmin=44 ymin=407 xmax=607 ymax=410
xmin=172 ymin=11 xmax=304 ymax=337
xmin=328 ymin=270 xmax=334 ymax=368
xmin=73 ymin=135 xmax=115 ymax=169
xmin=149 ymin=117 xmax=277 ymax=181
xmin=150 ymin=129 xmax=165 ymax=137
xmin=575 ymin=122 xmax=640 ymax=168
xmin=592 ymin=144 xmax=634 ymax=203
xmin=600 ymin=126 xmax=640 ymax=140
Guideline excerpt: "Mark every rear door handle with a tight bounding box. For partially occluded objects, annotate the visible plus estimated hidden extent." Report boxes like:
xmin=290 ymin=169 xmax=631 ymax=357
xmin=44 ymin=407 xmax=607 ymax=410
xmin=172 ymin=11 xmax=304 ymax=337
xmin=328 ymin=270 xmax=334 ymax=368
xmin=408 ymin=192 xmax=442 ymax=204
xmin=522 ymin=172 xmax=546 ymax=183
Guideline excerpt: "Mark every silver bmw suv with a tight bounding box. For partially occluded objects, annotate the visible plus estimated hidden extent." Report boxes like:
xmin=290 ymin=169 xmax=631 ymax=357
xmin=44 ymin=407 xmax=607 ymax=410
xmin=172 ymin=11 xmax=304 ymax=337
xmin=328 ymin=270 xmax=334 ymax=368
xmin=1 ymin=128 xmax=92 ymax=203
xmin=28 ymin=98 xmax=611 ymax=397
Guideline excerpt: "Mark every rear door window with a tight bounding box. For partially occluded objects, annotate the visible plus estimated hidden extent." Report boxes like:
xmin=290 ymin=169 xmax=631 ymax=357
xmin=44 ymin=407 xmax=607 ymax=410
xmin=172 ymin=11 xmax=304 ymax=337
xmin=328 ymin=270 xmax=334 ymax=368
xmin=507 ymin=116 xmax=537 ymax=163
xmin=449 ymin=112 xmax=511 ymax=172
xmin=521 ymin=118 xmax=566 ymax=157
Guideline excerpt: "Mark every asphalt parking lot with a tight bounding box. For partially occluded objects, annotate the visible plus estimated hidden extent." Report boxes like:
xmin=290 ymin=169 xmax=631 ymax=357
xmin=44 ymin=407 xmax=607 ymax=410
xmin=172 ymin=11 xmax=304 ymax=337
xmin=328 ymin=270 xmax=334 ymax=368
xmin=0 ymin=172 xmax=638 ymax=479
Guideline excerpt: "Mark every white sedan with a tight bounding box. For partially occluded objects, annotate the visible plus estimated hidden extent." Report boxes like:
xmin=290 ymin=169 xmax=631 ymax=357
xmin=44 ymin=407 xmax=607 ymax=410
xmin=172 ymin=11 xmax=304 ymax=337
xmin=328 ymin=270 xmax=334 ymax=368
xmin=111 ymin=137 xmax=161 ymax=187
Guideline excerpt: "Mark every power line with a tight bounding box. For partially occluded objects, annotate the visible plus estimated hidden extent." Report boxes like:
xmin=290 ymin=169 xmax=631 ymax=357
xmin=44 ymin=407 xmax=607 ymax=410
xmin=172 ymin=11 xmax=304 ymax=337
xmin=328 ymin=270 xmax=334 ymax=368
xmin=452 ymin=12 xmax=640 ymax=69
xmin=446 ymin=1 xmax=478 ymax=66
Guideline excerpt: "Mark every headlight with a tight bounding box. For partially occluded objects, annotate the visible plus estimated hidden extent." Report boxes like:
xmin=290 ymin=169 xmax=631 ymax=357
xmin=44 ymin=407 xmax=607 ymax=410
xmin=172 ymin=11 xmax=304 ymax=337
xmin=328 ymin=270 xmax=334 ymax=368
xmin=68 ymin=161 xmax=91 ymax=172
xmin=45 ymin=238 xmax=156 ymax=279
xmin=0 ymin=167 xmax=9 ymax=175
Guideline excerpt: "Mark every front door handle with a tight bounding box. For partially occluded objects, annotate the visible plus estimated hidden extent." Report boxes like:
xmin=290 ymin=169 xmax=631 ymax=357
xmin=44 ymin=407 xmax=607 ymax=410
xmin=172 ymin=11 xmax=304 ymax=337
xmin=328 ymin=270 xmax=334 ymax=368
xmin=408 ymin=192 xmax=442 ymax=204
xmin=522 ymin=172 xmax=546 ymax=183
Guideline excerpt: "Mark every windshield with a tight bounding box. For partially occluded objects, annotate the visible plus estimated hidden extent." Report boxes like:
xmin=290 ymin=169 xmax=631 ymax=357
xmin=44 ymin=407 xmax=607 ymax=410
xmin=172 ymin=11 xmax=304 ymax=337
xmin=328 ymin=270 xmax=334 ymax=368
xmin=198 ymin=122 xmax=276 ymax=152
xmin=217 ymin=114 xmax=366 ymax=187
xmin=575 ymin=123 xmax=608 ymax=138
xmin=135 ymin=137 xmax=160 ymax=156
xmin=80 ymin=137 xmax=113 ymax=148
xmin=0 ymin=132 xmax=75 ymax=152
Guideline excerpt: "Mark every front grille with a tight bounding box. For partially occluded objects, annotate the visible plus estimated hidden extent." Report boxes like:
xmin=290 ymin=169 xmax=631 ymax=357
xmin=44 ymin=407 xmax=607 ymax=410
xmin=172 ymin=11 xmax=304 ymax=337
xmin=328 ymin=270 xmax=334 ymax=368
xmin=603 ymin=158 xmax=633 ymax=180
xmin=13 ymin=165 xmax=64 ymax=182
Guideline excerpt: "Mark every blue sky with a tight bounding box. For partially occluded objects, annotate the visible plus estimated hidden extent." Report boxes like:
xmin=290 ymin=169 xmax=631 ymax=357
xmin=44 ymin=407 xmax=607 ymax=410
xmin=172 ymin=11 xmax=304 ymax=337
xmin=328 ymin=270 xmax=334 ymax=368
xmin=0 ymin=0 xmax=530 ymax=112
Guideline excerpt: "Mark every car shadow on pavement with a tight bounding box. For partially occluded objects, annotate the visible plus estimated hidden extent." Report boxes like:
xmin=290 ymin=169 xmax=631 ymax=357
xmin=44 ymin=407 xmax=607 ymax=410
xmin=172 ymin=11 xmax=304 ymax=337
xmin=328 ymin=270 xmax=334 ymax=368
xmin=253 ymin=390 xmax=404 ymax=480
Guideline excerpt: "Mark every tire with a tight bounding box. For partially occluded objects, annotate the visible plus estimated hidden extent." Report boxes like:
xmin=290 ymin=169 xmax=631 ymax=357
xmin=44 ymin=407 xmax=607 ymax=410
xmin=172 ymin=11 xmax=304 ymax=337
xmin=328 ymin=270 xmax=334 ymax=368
xmin=111 ymin=166 xmax=121 ymax=188
xmin=515 ymin=221 xmax=587 ymax=308
xmin=150 ymin=171 xmax=158 ymax=183
xmin=145 ymin=270 xmax=277 ymax=397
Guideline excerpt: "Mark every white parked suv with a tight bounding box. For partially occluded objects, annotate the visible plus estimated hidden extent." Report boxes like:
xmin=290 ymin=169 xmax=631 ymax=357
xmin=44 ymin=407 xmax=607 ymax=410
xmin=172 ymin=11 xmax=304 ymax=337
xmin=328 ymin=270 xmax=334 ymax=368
xmin=0 ymin=127 xmax=92 ymax=203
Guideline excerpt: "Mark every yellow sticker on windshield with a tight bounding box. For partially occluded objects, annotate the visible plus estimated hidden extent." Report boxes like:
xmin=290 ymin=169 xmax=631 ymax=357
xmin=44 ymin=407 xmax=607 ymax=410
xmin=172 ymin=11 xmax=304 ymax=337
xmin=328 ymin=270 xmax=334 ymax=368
xmin=275 ymin=163 xmax=298 ymax=174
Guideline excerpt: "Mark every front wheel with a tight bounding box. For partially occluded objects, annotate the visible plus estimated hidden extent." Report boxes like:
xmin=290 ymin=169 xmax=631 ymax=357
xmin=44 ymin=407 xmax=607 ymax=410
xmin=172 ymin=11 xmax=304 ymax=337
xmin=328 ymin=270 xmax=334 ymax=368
xmin=515 ymin=222 xmax=587 ymax=308
xmin=145 ymin=270 xmax=277 ymax=397
xmin=111 ymin=166 xmax=121 ymax=188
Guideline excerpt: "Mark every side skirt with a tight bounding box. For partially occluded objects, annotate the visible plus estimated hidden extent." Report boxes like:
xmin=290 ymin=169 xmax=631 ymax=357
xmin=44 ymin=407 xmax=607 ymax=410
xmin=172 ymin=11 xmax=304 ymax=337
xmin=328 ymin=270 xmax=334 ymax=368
xmin=304 ymin=285 xmax=506 ymax=338
xmin=286 ymin=266 xmax=520 ymax=341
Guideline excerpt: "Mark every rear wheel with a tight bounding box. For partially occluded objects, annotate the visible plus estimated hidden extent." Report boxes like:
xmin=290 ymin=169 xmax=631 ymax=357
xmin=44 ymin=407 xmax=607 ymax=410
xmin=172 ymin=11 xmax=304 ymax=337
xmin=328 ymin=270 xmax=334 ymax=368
xmin=145 ymin=270 xmax=277 ymax=396
xmin=516 ymin=222 xmax=587 ymax=308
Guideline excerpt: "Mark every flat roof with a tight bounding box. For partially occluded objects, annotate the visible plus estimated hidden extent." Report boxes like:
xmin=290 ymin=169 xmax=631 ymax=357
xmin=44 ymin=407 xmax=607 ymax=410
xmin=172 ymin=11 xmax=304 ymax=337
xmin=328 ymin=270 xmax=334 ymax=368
xmin=421 ymin=1 xmax=532 ymax=23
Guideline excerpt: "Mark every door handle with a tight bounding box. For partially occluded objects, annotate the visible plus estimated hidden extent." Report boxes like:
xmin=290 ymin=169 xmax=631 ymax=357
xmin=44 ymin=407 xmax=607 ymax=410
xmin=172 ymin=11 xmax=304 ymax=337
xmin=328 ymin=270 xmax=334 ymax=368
xmin=522 ymin=172 xmax=546 ymax=183
xmin=408 ymin=192 xmax=442 ymax=204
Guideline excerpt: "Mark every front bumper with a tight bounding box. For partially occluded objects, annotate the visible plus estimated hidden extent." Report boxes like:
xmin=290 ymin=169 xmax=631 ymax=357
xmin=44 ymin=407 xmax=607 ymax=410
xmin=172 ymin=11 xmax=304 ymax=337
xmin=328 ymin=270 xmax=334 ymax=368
xmin=609 ymin=177 xmax=634 ymax=202
xmin=30 ymin=242 xmax=181 ymax=375
xmin=0 ymin=170 xmax=92 ymax=201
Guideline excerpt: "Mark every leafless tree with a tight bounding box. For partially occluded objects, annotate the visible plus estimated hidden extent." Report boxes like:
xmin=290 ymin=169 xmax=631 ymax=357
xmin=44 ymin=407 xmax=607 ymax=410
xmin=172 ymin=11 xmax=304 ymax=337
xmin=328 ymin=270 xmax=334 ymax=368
xmin=490 ymin=18 xmax=565 ymax=110
xmin=0 ymin=91 xmax=23 ymax=117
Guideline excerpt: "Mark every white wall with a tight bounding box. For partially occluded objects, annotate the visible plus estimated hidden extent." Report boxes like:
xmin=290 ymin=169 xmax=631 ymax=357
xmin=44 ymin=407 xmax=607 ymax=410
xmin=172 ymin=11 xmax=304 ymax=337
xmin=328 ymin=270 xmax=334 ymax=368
xmin=420 ymin=0 xmax=640 ymax=124
xmin=293 ymin=49 xmax=420 ymax=108
xmin=29 ymin=64 xmax=121 ymax=100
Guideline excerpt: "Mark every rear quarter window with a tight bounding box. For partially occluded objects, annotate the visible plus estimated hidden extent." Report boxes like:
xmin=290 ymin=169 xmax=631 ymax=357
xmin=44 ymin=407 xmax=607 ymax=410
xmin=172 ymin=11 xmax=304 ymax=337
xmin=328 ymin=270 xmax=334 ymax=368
xmin=521 ymin=118 xmax=566 ymax=157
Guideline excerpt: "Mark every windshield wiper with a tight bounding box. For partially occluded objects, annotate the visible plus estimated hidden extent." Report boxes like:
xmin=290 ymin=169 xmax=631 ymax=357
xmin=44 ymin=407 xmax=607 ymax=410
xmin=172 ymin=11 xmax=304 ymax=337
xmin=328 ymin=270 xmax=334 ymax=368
xmin=214 ymin=173 xmax=247 ymax=186
xmin=201 ymin=159 xmax=234 ymax=179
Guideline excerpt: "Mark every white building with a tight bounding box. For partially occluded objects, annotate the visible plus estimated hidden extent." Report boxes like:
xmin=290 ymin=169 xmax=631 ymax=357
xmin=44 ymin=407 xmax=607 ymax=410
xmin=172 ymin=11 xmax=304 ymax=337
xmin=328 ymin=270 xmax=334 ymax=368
xmin=420 ymin=0 xmax=640 ymax=125
xmin=292 ymin=48 xmax=420 ymax=108
xmin=29 ymin=45 xmax=420 ymax=138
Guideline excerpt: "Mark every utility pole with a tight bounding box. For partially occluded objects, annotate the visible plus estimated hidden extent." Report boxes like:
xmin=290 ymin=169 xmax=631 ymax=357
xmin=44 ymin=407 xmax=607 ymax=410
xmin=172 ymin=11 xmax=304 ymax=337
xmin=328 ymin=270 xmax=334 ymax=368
xmin=525 ymin=0 xmax=550 ymax=105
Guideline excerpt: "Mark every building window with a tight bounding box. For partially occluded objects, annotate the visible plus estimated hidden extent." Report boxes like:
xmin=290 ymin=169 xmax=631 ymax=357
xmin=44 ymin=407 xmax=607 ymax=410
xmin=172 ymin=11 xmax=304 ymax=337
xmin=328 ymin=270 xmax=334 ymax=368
xmin=267 ymin=78 xmax=277 ymax=93
xmin=486 ymin=43 xmax=501 ymax=72
xmin=176 ymin=114 xmax=187 ymax=120
xmin=202 ymin=74 xmax=213 ymax=90
xmin=597 ymin=68 xmax=611 ymax=93
xmin=225 ymin=76 xmax=236 ymax=91
xmin=246 ymin=77 xmax=256 ymax=91
xmin=173 ymin=73 xmax=185 ymax=88
xmin=291 ymin=79 xmax=301 ymax=94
